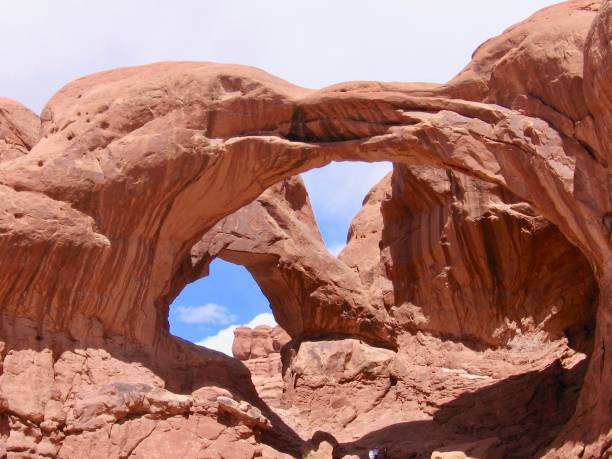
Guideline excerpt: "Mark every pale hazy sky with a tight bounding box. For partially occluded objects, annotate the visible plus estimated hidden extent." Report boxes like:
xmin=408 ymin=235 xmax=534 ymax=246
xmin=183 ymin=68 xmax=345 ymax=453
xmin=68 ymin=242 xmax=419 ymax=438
xmin=0 ymin=1 xmax=560 ymax=354
xmin=2 ymin=1 xmax=559 ymax=113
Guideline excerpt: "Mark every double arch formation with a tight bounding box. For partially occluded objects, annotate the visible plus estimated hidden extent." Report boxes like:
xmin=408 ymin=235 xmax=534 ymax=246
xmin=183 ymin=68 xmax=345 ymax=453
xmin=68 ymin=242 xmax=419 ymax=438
xmin=0 ymin=1 xmax=609 ymax=456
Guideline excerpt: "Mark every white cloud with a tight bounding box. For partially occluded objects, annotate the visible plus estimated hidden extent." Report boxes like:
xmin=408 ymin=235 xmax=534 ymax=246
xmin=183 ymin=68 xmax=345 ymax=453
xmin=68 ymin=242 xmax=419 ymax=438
xmin=197 ymin=326 xmax=238 ymax=357
xmin=196 ymin=312 xmax=277 ymax=356
xmin=245 ymin=312 xmax=277 ymax=328
xmin=328 ymin=243 xmax=346 ymax=257
xmin=173 ymin=303 xmax=237 ymax=325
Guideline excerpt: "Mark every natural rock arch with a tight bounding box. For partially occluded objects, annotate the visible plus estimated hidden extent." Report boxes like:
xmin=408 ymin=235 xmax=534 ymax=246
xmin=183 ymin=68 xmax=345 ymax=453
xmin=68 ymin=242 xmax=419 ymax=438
xmin=1 ymin=62 xmax=607 ymax=345
xmin=0 ymin=1 xmax=609 ymax=457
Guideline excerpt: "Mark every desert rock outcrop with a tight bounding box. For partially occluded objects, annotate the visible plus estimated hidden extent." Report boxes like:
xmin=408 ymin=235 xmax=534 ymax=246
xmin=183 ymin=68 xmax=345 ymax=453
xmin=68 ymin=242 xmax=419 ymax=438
xmin=0 ymin=97 xmax=41 ymax=163
xmin=233 ymin=326 xmax=290 ymax=361
xmin=0 ymin=0 xmax=610 ymax=457
xmin=232 ymin=325 xmax=290 ymax=410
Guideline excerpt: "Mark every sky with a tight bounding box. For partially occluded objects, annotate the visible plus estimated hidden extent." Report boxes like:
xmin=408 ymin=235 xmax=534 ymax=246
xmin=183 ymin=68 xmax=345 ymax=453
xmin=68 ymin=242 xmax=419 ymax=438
xmin=1 ymin=0 xmax=559 ymax=355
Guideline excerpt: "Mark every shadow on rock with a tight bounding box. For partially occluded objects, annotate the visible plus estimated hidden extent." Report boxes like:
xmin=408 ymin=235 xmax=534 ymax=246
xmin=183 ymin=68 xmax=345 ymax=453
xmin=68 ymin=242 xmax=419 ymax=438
xmin=336 ymin=358 xmax=588 ymax=459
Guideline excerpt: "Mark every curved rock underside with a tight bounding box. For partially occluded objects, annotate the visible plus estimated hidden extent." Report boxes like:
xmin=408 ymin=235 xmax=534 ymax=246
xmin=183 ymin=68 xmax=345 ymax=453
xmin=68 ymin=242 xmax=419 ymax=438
xmin=0 ymin=0 xmax=610 ymax=457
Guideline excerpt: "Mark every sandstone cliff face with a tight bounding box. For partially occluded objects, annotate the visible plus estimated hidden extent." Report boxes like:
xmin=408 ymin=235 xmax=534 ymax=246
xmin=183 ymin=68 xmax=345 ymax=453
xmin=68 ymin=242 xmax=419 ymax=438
xmin=232 ymin=326 xmax=290 ymax=411
xmin=0 ymin=0 xmax=610 ymax=457
xmin=233 ymin=326 xmax=290 ymax=361
xmin=282 ymin=334 xmax=588 ymax=459
xmin=0 ymin=97 xmax=41 ymax=163
xmin=193 ymin=163 xmax=597 ymax=351
xmin=341 ymin=164 xmax=598 ymax=347
xmin=216 ymin=165 xmax=596 ymax=456
xmin=185 ymin=175 xmax=395 ymax=347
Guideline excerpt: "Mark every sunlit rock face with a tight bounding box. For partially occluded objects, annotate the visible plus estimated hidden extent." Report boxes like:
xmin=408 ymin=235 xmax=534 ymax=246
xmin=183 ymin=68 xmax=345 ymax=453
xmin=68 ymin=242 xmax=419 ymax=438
xmin=233 ymin=326 xmax=291 ymax=361
xmin=232 ymin=325 xmax=290 ymax=412
xmin=0 ymin=0 xmax=610 ymax=457
xmin=343 ymin=163 xmax=598 ymax=347
xmin=223 ymin=167 xmax=596 ymax=457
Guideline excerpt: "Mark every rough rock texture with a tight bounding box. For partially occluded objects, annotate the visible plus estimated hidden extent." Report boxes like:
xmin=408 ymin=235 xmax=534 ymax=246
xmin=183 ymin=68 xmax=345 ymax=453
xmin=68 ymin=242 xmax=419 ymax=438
xmin=233 ymin=325 xmax=290 ymax=361
xmin=431 ymin=437 xmax=503 ymax=459
xmin=292 ymin=336 xmax=591 ymax=458
xmin=0 ymin=0 xmax=610 ymax=457
xmin=228 ymin=326 xmax=588 ymax=458
xmin=189 ymin=175 xmax=393 ymax=345
xmin=232 ymin=326 xmax=290 ymax=410
xmin=0 ymin=318 xmax=297 ymax=458
xmin=341 ymin=164 xmax=598 ymax=346
xmin=0 ymin=97 xmax=41 ymax=163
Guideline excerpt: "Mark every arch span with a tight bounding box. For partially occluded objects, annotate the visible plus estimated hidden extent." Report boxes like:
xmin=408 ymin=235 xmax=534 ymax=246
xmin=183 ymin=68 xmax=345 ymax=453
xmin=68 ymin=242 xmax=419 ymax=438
xmin=0 ymin=62 xmax=606 ymax=343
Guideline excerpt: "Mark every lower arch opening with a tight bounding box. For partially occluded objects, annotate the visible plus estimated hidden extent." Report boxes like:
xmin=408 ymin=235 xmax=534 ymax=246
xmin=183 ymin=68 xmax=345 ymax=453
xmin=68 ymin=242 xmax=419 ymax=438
xmin=169 ymin=258 xmax=275 ymax=355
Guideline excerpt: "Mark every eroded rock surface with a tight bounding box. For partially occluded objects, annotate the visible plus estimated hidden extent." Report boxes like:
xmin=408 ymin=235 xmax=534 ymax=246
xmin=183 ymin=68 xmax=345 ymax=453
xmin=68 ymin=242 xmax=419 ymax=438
xmin=233 ymin=325 xmax=290 ymax=361
xmin=0 ymin=98 xmax=40 ymax=163
xmin=229 ymin=327 xmax=589 ymax=458
xmin=232 ymin=325 xmax=290 ymax=409
xmin=341 ymin=164 xmax=598 ymax=347
xmin=188 ymin=175 xmax=394 ymax=346
xmin=0 ymin=0 xmax=610 ymax=457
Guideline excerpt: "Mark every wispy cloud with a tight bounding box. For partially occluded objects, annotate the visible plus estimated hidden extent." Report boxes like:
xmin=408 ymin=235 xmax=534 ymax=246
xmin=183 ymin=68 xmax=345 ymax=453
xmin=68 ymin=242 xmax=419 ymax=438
xmin=173 ymin=303 xmax=237 ymax=325
xmin=197 ymin=312 xmax=277 ymax=356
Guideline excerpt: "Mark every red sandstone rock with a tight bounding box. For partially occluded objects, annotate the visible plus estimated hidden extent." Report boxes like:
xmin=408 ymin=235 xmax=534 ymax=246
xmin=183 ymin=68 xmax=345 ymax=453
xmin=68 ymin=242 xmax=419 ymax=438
xmin=431 ymin=437 xmax=503 ymax=459
xmin=233 ymin=325 xmax=290 ymax=361
xmin=232 ymin=325 xmax=289 ymax=409
xmin=339 ymin=164 xmax=597 ymax=346
xmin=0 ymin=1 xmax=609 ymax=457
xmin=233 ymin=327 xmax=255 ymax=361
xmin=0 ymin=97 xmax=40 ymax=163
xmin=188 ymin=175 xmax=393 ymax=346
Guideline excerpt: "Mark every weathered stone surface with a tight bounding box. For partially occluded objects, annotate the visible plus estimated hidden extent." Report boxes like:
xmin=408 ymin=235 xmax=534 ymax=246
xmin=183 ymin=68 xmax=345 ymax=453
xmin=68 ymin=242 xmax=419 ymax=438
xmin=584 ymin=0 xmax=612 ymax=164
xmin=189 ymin=175 xmax=393 ymax=346
xmin=242 ymin=353 xmax=285 ymax=409
xmin=0 ymin=1 xmax=610 ymax=457
xmin=233 ymin=325 xmax=290 ymax=360
xmin=65 ymin=383 xmax=192 ymax=433
xmin=282 ymin=338 xmax=396 ymax=435
xmin=431 ymin=437 xmax=502 ymax=459
xmin=339 ymin=164 xmax=598 ymax=346
xmin=217 ymin=395 xmax=271 ymax=429
xmin=301 ymin=431 xmax=338 ymax=459
xmin=232 ymin=325 xmax=289 ymax=410
xmin=0 ymin=97 xmax=40 ymax=163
